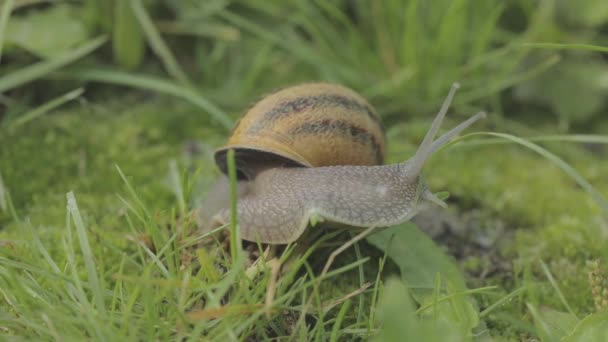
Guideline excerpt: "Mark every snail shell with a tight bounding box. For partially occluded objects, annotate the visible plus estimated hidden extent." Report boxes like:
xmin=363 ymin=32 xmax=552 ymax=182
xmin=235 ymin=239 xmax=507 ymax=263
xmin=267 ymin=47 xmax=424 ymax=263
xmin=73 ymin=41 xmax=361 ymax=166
xmin=213 ymin=83 xmax=386 ymax=179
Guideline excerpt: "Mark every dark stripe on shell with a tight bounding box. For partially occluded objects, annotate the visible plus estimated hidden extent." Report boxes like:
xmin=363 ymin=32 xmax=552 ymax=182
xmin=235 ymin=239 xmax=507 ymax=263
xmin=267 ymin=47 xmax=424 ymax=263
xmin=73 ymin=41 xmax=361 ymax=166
xmin=288 ymin=119 xmax=384 ymax=164
xmin=247 ymin=94 xmax=384 ymax=135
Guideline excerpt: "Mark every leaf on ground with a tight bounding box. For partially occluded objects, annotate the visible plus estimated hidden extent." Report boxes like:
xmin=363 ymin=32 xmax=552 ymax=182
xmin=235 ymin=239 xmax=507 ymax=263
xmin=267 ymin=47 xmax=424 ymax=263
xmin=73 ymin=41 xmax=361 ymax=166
xmin=562 ymin=311 xmax=608 ymax=342
xmin=374 ymin=278 xmax=465 ymax=342
xmin=534 ymin=306 xmax=580 ymax=341
xmin=5 ymin=4 xmax=89 ymax=58
xmin=367 ymin=223 xmax=479 ymax=336
xmin=367 ymin=223 xmax=467 ymax=291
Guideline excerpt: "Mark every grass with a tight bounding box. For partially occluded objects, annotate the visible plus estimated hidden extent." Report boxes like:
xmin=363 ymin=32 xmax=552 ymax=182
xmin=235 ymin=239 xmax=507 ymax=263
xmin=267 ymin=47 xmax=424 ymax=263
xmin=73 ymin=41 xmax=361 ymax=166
xmin=2 ymin=0 xmax=608 ymax=340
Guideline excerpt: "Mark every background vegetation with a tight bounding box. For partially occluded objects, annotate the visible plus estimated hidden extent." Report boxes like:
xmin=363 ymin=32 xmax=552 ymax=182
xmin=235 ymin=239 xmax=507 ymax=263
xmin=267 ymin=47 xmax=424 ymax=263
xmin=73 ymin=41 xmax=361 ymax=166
xmin=1 ymin=0 xmax=608 ymax=340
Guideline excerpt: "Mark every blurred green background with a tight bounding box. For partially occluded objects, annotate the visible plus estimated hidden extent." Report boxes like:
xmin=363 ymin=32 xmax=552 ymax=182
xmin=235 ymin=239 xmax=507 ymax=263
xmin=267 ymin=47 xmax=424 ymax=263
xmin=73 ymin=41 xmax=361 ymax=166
xmin=1 ymin=0 xmax=608 ymax=340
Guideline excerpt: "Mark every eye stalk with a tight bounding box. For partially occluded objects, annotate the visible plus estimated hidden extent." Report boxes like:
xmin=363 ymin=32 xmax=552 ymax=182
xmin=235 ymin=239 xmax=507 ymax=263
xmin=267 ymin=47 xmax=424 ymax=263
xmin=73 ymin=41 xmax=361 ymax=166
xmin=414 ymin=176 xmax=448 ymax=209
xmin=422 ymin=188 xmax=448 ymax=208
xmin=404 ymin=82 xmax=485 ymax=191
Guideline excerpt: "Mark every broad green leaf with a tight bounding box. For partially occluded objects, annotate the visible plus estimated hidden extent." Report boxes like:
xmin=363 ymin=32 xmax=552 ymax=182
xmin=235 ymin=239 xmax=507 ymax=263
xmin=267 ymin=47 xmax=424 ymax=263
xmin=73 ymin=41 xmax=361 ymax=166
xmin=533 ymin=306 xmax=580 ymax=341
xmin=5 ymin=4 xmax=89 ymax=58
xmin=374 ymin=278 xmax=464 ymax=342
xmin=367 ymin=223 xmax=467 ymax=292
xmin=374 ymin=278 xmax=419 ymax=341
xmin=367 ymin=224 xmax=479 ymax=336
xmin=563 ymin=311 xmax=608 ymax=342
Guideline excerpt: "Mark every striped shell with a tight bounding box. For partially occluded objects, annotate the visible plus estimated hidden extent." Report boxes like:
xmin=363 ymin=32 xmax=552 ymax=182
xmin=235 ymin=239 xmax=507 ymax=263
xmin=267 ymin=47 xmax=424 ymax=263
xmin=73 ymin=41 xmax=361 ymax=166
xmin=214 ymin=83 xmax=386 ymax=178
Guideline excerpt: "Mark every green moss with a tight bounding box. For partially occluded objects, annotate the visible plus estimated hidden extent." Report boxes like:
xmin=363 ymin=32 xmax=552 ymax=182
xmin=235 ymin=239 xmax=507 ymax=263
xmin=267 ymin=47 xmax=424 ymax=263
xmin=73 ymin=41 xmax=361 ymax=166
xmin=0 ymin=94 xmax=225 ymax=238
xmin=412 ymin=126 xmax=606 ymax=314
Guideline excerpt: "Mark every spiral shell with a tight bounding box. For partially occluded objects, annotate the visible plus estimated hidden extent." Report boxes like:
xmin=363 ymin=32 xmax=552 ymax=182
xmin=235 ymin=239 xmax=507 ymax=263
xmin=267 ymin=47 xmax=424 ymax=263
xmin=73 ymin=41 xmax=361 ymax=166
xmin=214 ymin=83 xmax=386 ymax=178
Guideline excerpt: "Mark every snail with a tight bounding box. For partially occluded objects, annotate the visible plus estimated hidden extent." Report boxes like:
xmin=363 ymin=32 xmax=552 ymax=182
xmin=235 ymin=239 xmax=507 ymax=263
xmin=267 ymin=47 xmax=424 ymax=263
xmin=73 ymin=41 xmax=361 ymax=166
xmin=198 ymin=82 xmax=485 ymax=244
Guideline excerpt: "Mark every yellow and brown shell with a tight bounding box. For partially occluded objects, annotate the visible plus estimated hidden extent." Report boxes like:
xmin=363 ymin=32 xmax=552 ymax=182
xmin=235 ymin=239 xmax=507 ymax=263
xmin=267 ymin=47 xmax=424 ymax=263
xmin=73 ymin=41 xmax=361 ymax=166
xmin=215 ymin=83 xmax=386 ymax=178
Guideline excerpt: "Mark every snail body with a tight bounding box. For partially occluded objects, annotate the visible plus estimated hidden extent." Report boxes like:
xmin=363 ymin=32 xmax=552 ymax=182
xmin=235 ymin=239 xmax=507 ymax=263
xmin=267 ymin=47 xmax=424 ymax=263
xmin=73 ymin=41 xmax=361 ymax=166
xmin=199 ymin=83 xmax=485 ymax=244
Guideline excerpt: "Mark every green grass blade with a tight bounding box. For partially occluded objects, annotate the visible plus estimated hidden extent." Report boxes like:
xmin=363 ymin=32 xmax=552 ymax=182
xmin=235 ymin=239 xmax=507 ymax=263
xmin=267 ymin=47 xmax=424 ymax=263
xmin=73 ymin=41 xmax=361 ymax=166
xmin=0 ymin=256 xmax=74 ymax=284
xmin=114 ymin=165 xmax=152 ymax=219
xmin=526 ymin=135 xmax=608 ymax=144
xmin=218 ymin=9 xmax=337 ymax=77
xmin=0 ymin=170 xmax=6 ymax=212
xmin=53 ymin=68 xmax=232 ymax=130
xmin=329 ymin=299 xmax=351 ymax=342
xmin=130 ymin=0 xmax=189 ymax=85
xmin=527 ymin=303 xmax=552 ymax=342
xmin=539 ymin=260 xmax=577 ymax=318
xmin=463 ymin=134 xmax=608 ymax=146
xmin=227 ymin=149 xmax=241 ymax=264
xmin=460 ymin=132 xmax=608 ymax=214
xmin=0 ymin=36 xmax=107 ymax=93
xmin=27 ymin=220 xmax=61 ymax=274
xmin=480 ymin=286 xmax=527 ymax=317
xmin=10 ymin=87 xmax=84 ymax=128
xmin=524 ymin=42 xmax=608 ymax=53
xmin=353 ymin=239 xmax=366 ymax=323
xmin=0 ymin=0 xmax=14 ymax=64
xmin=113 ymin=0 xmax=145 ymax=69
xmin=66 ymin=191 xmax=107 ymax=316
xmin=167 ymin=159 xmax=186 ymax=214
xmin=415 ymin=286 xmax=498 ymax=315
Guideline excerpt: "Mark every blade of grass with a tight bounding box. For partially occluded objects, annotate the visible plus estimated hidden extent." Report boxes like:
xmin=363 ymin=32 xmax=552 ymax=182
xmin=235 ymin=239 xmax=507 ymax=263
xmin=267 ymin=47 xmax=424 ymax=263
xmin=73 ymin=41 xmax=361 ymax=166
xmin=10 ymin=87 xmax=84 ymax=128
xmin=40 ymin=314 xmax=60 ymax=341
xmin=287 ymin=257 xmax=370 ymax=307
xmin=26 ymin=220 xmax=61 ymax=274
xmin=66 ymin=191 xmax=106 ymax=316
xmin=368 ymin=252 xmax=388 ymax=332
xmin=115 ymin=165 xmax=152 ymax=220
xmin=462 ymin=134 xmax=608 ymax=146
xmin=155 ymin=20 xmax=240 ymax=41
xmin=218 ymin=9 xmax=344 ymax=78
xmin=352 ymin=239 xmax=365 ymax=323
xmin=113 ymin=0 xmax=145 ymax=69
xmin=226 ymin=149 xmax=241 ymax=265
xmin=527 ymin=303 xmax=552 ymax=342
xmin=539 ymin=259 xmax=577 ymax=318
xmin=53 ymin=68 xmax=232 ymax=130
xmin=480 ymin=286 xmax=527 ymax=317
xmin=0 ymin=36 xmax=107 ymax=93
xmin=3 ymin=178 xmax=20 ymax=222
xmin=167 ymin=159 xmax=186 ymax=214
xmin=524 ymin=42 xmax=608 ymax=53
xmin=448 ymin=132 xmax=608 ymax=214
xmin=415 ymin=286 xmax=499 ymax=314
xmin=329 ymin=299 xmax=351 ymax=342
xmin=138 ymin=240 xmax=170 ymax=278
xmin=110 ymin=254 xmax=127 ymax=316
xmin=0 ymin=256 xmax=74 ymax=283
xmin=0 ymin=171 xmax=6 ymax=212
xmin=130 ymin=0 xmax=189 ymax=85
xmin=0 ymin=0 xmax=14 ymax=64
